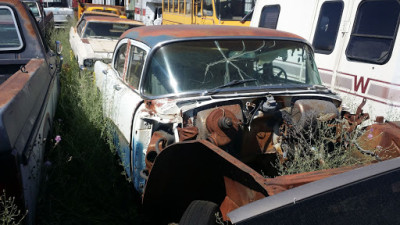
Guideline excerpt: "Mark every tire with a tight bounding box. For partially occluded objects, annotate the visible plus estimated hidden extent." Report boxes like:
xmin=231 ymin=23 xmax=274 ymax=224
xmin=179 ymin=200 xmax=220 ymax=225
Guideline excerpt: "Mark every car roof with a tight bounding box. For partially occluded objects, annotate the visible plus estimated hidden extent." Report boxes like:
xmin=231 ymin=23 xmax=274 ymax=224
xmin=228 ymin=156 xmax=400 ymax=224
xmin=121 ymin=25 xmax=306 ymax=48
xmin=84 ymin=16 xmax=143 ymax=25
xmin=81 ymin=11 xmax=120 ymax=18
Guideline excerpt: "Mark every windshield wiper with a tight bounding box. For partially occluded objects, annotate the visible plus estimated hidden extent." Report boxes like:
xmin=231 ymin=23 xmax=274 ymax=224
xmin=240 ymin=8 xmax=254 ymax=23
xmin=203 ymin=79 xmax=257 ymax=95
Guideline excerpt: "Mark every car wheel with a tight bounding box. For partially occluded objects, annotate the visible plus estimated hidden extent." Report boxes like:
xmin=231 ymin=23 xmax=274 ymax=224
xmin=179 ymin=200 xmax=220 ymax=225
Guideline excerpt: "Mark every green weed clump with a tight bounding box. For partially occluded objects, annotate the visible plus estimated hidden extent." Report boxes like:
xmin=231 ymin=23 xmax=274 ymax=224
xmin=37 ymin=22 xmax=140 ymax=225
xmin=276 ymin=118 xmax=374 ymax=176
xmin=0 ymin=190 xmax=27 ymax=225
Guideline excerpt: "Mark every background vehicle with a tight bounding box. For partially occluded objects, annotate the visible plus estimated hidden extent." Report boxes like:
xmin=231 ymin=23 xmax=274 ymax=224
xmin=0 ymin=0 xmax=62 ymax=223
xmin=69 ymin=16 xmax=143 ymax=69
xmin=250 ymin=0 xmax=400 ymax=121
xmin=228 ymin=156 xmax=400 ymax=224
xmin=94 ymin=25 xmax=400 ymax=224
xmin=42 ymin=0 xmax=74 ymax=28
xmin=162 ymin=0 xmax=255 ymax=26
xmin=22 ymin=0 xmax=54 ymax=38
xmin=133 ymin=0 xmax=161 ymax=25
xmin=78 ymin=2 xmax=127 ymax=19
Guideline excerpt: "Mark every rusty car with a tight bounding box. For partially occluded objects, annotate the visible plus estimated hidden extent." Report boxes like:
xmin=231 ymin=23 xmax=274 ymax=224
xmin=69 ymin=16 xmax=143 ymax=69
xmin=93 ymin=25 xmax=400 ymax=224
xmin=0 ymin=0 xmax=62 ymax=223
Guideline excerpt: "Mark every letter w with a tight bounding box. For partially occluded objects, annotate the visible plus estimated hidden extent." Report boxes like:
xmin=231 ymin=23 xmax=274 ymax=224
xmin=354 ymin=76 xmax=370 ymax=94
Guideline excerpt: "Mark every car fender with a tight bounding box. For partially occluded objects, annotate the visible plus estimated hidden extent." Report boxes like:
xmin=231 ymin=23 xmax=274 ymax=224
xmin=142 ymin=140 xmax=269 ymax=223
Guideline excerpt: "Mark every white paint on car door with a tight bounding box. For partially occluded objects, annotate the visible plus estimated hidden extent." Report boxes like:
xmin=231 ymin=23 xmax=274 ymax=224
xmin=109 ymin=40 xmax=150 ymax=143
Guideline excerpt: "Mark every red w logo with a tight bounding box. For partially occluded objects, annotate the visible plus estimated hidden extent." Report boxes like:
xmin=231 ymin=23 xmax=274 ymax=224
xmin=354 ymin=76 xmax=370 ymax=94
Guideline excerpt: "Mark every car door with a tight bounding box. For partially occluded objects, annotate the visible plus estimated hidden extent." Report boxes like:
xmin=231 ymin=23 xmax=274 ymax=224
xmin=107 ymin=39 xmax=150 ymax=177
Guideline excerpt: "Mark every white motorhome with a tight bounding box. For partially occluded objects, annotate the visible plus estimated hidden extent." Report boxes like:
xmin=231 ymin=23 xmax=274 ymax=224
xmin=251 ymin=0 xmax=400 ymax=120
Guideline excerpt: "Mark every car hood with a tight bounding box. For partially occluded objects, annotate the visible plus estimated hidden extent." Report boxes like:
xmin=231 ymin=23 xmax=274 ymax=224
xmin=87 ymin=38 xmax=118 ymax=53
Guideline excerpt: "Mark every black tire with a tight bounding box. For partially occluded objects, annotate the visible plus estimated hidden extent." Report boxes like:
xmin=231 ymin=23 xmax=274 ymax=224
xmin=179 ymin=200 xmax=220 ymax=225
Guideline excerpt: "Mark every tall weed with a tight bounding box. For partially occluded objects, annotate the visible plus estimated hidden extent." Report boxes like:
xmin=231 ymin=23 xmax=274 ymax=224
xmin=37 ymin=22 xmax=140 ymax=225
xmin=276 ymin=116 xmax=373 ymax=176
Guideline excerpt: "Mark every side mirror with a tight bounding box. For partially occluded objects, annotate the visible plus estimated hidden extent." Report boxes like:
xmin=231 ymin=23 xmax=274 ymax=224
xmin=56 ymin=40 xmax=62 ymax=55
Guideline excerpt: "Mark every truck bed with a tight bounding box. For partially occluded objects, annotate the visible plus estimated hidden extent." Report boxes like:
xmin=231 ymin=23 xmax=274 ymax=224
xmin=0 ymin=64 xmax=25 ymax=85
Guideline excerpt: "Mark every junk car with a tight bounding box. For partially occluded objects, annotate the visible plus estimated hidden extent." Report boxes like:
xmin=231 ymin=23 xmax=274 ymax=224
xmin=94 ymin=25 xmax=400 ymax=224
xmin=69 ymin=16 xmax=143 ymax=69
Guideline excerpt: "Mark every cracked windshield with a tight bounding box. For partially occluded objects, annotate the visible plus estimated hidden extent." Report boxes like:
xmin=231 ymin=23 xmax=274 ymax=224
xmin=143 ymin=40 xmax=322 ymax=96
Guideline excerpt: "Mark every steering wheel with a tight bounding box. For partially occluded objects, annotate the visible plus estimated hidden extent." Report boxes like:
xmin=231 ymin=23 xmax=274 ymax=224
xmin=255 ymin=64 xmax=288 ymax=82
xmin=272 ymin=66 xmax=287 ymax=80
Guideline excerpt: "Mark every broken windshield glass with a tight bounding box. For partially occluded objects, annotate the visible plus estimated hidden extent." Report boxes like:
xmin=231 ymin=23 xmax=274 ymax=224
xmin=143 ymin=39 xmax=322 ymax=97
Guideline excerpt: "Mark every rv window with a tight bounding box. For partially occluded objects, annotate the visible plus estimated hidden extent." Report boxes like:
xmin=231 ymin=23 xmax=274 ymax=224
xmin=346 ymin=0 xmax=400 ymax=64
xmin=312 ymin=1 xmax=343 ymax=54
xmin=258 ymin=5 xmax=280 ymax=29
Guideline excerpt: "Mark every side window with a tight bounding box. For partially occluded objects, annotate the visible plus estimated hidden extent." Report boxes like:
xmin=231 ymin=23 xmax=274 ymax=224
xmin=114 ymin=44 xmax=128 ymax=77
xmin=0 ymin=6 xmax=23 ymax=51
xmin=174 ymin=0 xmax=178 ymax=12
xmin=77 ymin=19 xmax=86 ymax=37
xmin=126 ymin=46 xmax=146 ymax=89
xmin=186 ymin=0 xmax=191 ymax=14
xmin=312 ymin=1 xmax=343 ymax=54
xmin=258 ymin=5 xmax=280 ymax=29
xmin=179 ymin=0 xmax=184 ymax=13
xmin=169 ymin=0 xmax=173 ymax=12
xmin=202 ymin=0 xmax=213 ymax=16
xmin=163 ymin=0 xmax=168 ymax=12
xmin=346 ymin=0 xmax=400 ymax=64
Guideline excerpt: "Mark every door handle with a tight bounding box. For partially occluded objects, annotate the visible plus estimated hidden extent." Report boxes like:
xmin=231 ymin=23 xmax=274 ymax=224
xmin=113 ymin=84 xmax=122 ymax=91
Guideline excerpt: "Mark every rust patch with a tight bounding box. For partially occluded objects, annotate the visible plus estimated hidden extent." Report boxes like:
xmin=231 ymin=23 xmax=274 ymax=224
xmin=220 ymin=177 xmax=265 ymax=221
xmin=206 ymin=107 xmax=240 ymax=146
xmin=178 ymin=126 xmax=198 ymax=141
xmin=343 ymin=98 xmax=370 ymax=132
xmin=357 ymin=122 xmax=400 ymax=160
xmin=84 ymin=16 xmax=143 ymax=25
xmin=264 ymin=166 xmax=358 ymax=195
xmin=0 ymin=59 xmax=44 ymax=107
xmin=121 ymin=25 xmax=305 ymax=45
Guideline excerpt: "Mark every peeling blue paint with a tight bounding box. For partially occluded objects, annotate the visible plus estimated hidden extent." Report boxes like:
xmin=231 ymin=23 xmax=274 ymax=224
xmin=132 ymin=136 xmax=146 ymax=193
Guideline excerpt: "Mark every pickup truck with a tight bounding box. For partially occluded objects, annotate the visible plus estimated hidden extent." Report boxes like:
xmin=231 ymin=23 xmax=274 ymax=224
xmin=22 ymin=0 xmax=54 ymax=39
xmin=0 ymin=0 xmax=62 ymax=223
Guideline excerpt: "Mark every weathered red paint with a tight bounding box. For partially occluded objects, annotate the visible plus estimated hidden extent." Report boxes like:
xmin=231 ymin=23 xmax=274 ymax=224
xmin=83 ymin=16 xmax=144 ymax=24
xmin=357 ymin=121 xmax=400 ymax=160
xmin=0 ymin=59 xmax=44 ymax=107
xmin=206 ymin=107 xmax=240 ymax=146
